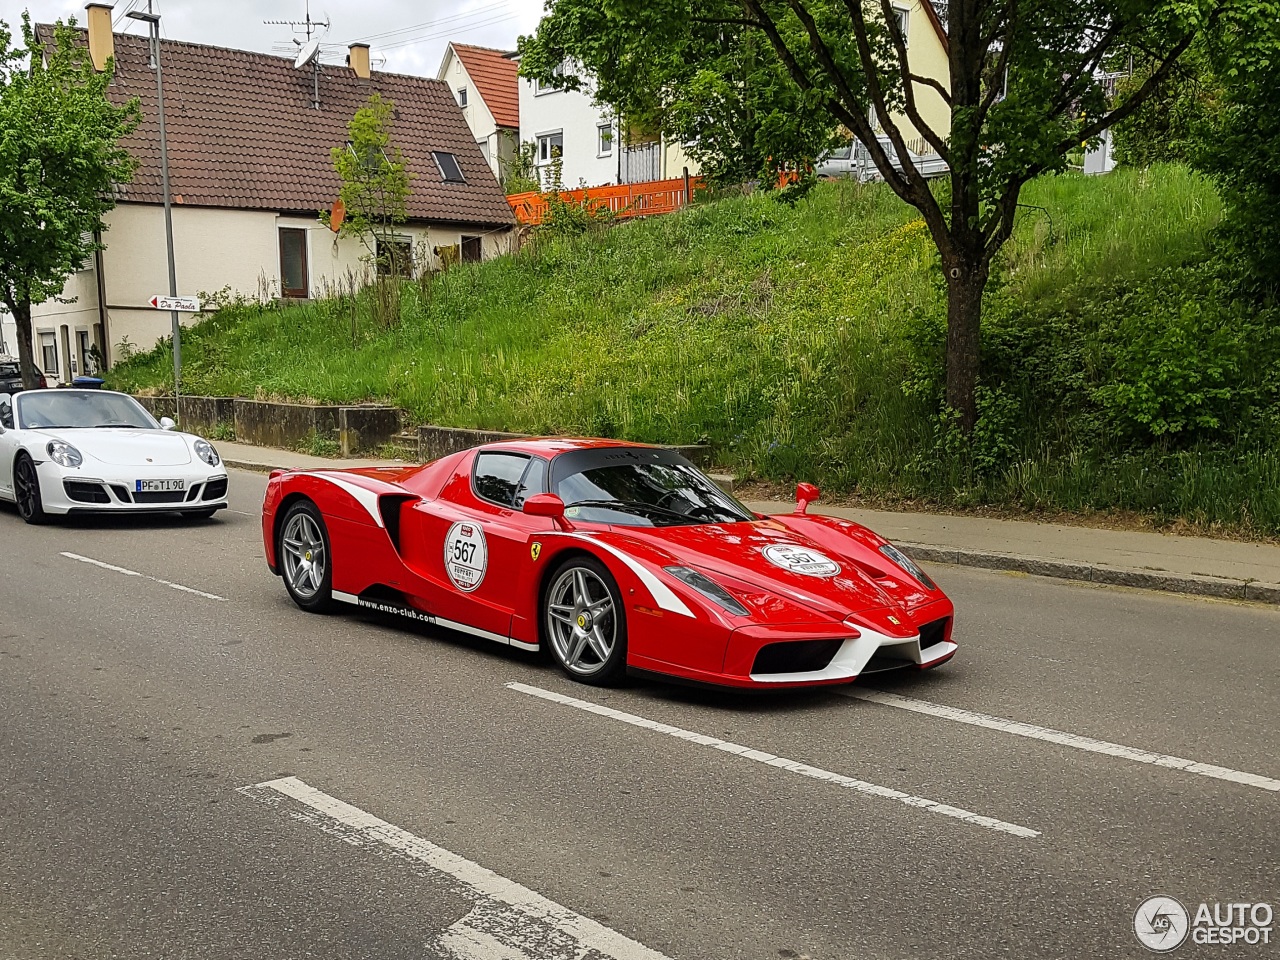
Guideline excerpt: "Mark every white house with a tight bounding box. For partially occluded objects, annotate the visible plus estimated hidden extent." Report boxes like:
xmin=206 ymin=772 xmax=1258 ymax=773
xmin=436 ymin=43 xmax=520 ymax=184
xmin=27 ymin=4 xmax=516 ymax=383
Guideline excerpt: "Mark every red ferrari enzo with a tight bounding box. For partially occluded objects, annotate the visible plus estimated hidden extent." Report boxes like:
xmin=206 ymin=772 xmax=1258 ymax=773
xmin=261 ymin=438 xmax=955 ymax=688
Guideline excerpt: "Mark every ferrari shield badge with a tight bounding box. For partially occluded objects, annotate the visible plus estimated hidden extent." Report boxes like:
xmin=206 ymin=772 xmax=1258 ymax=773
xmin=530 ymin=542 xmax=542 ymax=561
xmin=762 ymin=543 xmax=841 ymax=578
xmin=444 ymin=521 xmax=488 ymax=593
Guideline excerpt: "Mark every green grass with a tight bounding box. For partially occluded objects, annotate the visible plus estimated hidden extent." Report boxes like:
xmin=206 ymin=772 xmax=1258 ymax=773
xmin=111 ymin=164 xmax=1280 ymax=534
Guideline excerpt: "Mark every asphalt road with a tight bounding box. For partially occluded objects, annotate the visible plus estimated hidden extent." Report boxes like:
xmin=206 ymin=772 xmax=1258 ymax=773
xmin=1 ymin=468 xmax=1277 ymax=960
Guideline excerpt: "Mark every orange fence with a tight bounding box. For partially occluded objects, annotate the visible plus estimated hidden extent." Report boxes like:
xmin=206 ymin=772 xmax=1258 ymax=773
xmin=507 ymin=175 xmax=706 ymax=226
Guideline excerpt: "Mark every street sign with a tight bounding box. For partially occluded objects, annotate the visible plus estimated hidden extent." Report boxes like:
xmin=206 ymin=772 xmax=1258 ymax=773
xmin=148 ymin=295 xmax=202 ymax=312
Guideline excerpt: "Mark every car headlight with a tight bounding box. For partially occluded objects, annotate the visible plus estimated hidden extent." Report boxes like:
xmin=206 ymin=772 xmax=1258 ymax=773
xmin=46 ymin=440 xmax=83 ymax=468
xmin=194 ymin=439 xmax=220 ymax=467
xmin=879 ymin=543 xmax=937 ymax=590
xmin=663 ymin=566 xmax=749 ymax=617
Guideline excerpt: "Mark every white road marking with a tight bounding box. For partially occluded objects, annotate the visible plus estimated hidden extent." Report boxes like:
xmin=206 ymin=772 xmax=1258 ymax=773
xmin=507 ymin=682 xmax=1040 ymax=839
xmin=61 ymin=552 xmax=227 ymax=602
xmin=844 ymin=688 xmax=1280 ymax=793
xmin=239 ymin=776 xmax=673 ymax=960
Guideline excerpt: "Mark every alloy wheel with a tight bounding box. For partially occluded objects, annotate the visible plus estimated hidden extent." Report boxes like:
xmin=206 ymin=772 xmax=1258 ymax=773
xmin=281 ymin=510 xmax=327 ymax=600
xmin=546 ymin=566 xmax=618 ymax=677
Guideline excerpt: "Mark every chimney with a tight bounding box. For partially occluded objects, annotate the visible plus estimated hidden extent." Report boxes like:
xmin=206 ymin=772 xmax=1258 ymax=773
xmin=348 ymin=43 xmax=370 ymax=80
xmin=86 ymin=3 xmax=115 ymax=72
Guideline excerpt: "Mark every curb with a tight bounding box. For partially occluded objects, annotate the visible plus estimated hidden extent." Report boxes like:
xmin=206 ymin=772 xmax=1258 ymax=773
xmin=900 ymin=543 xmax=1279 ymax=606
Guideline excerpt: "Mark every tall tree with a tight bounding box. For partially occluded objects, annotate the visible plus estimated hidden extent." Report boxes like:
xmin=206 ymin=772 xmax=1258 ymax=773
xmin=0 ymin=15 xmax=138 ymax=389
xmin=522 ymin=0 xmax=1227 ymax=430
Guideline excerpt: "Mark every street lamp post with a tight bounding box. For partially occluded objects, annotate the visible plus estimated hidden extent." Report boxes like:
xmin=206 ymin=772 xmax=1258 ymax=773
xmin=126 ymin=6 xmax=181 ymax=417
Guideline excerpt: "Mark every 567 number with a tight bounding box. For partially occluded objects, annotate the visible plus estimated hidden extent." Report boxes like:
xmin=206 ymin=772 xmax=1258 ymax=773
xmin=451 ymin=539 xmax=477 ymax=565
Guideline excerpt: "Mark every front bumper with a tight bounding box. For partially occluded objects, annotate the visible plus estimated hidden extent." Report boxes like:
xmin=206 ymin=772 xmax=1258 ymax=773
xmin=35 ymin=461 xmax=229 ymax=515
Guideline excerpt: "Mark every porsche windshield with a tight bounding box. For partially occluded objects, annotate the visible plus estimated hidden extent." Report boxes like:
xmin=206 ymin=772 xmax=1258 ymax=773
xmin=16 ymin=391 xmax=159 ymax=430
xmin=551 ymin=448 xmax=753 ymax=527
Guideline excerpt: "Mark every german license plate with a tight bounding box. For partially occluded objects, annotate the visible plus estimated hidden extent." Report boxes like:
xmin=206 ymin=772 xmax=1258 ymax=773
xmin=136 ymin=479 xmax=185 ymax=493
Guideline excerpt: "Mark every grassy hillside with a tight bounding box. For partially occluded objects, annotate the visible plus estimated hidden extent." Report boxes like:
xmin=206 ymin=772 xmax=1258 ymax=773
xmin=109 ymin=165 xmax=1280 ymax=534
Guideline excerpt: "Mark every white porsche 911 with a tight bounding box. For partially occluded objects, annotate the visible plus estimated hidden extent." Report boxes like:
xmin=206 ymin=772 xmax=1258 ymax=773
xmin=0 ymin=389 xmax=229 ymax=524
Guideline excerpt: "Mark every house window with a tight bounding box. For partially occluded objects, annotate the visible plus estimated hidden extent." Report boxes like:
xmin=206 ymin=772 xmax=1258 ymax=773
xmin=279 ymin=228 xmax=309 ymax=299
xmin=597 ymin=122 xmax=614 ymax=157
xmin=537 ymin=132 xmax=564 ymax=164
xmin=433 ymin=151 xmax=466 ymax=183
xmin=457 ymin=86 xmax=468 ymax=108
xmin=40 ymin=332 xmax=58 ymax=376
xmin=377 ymin=236 xmax=414 ymax=276
xmin=891 ymin=6 xmax=909 ymax=43
xmin=532 ymin=61 xmax=567 ymax=95
xmin=461 ymin=236 xmax=482 ymax=263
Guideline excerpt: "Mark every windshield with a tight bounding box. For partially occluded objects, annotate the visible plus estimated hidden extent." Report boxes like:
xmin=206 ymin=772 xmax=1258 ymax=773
xmin=551 ymin=447 xmax=754 ymax=527
xmin=16 ymin=391 xmax=159 ymax=430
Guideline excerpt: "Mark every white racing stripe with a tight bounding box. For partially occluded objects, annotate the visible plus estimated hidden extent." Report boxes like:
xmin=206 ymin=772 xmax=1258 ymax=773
xmin=61 ymin=552 xmax=227 ymax=602
xmin=844 ymin=688 xmax=1280 ymax=793
xmin=507 ymin=682 xmax=1040 ymax=839
xmin=239 ymin=776 xmax=673 ymax=960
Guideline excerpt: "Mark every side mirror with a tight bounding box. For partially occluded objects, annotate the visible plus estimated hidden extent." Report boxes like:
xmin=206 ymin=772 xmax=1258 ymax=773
xmin=796 ymin=482 xmax=820 ymax=515
xmin=160 ymin=417 xmax=176 ymax=431
xmin=522 ymin=493 xmax=565 ymax=518
xmin=522 ymin=493 xmax=573 ymax=530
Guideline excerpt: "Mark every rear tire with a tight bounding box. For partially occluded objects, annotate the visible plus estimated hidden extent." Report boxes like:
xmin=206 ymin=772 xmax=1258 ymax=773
xmin=278 ymin=500 xmax=335 ymax=613
xmin=14 ymin=454 xmax=49 ymax=526
xmin=543 ymin=555 xmax=628 ymax=686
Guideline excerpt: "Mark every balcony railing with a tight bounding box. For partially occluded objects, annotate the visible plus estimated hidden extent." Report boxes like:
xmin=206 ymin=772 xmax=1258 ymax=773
xmin=507 ymin=174 xmax=705 ymax=226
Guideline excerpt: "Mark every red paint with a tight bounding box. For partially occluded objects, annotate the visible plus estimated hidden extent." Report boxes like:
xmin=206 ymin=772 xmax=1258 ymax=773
xmin=261 ymin=439 xmax=956 ymax=689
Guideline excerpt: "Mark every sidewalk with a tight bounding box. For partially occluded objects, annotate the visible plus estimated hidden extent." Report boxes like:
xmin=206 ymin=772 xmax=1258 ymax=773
xmin=216 ymin=440 xmax=1280 ymax=605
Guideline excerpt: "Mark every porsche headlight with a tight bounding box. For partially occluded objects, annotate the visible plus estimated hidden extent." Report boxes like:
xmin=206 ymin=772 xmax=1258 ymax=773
xmin=879 ymin=543 xmax=937 ymax=590
xmin=663 ymin=566 xmax=749 ymax=617
xmin=46 ymin=440 xmax=83 ymax=468
xmin=194 ymin=439 xmax=220 ymax=467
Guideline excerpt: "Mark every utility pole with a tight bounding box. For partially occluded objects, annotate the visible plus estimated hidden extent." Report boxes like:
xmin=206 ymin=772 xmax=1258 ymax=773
xmin=127 ymin=2 xmax=181 ymax=418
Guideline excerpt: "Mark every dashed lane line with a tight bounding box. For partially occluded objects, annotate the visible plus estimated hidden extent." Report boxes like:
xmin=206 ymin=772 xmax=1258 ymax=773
xmin=61 ymin=552 xmax=228 ymax=602
xmin=843 ymin=688 xmax=1280 ymax=793
xmin=506 ymin=681 xmax=1040 ymax=839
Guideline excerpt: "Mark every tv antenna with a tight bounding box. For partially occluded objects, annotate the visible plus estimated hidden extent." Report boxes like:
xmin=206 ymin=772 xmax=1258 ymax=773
xmin=266 ymin=2 xmax=331 ymax=109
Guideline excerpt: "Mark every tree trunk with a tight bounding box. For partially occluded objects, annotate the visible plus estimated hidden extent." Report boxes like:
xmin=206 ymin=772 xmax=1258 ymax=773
xmin=943 ymin=257 xmax=988 ymax=434
xmin=11 ymin=299 xmax=41 ymax=391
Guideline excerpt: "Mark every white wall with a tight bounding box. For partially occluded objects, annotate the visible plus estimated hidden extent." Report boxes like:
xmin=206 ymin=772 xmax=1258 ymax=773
xmin=0 ymin=304 xmax=15 ymax=359
xmin=518 ymin=64 xmax=618 ymax=189
xmin=29 ymin=203 xmax=514 ymax=373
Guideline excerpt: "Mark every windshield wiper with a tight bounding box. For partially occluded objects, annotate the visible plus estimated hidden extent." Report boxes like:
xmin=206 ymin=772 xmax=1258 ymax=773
xmin=92 ymin=424 xmax=145 ymax=428
xmin=567 ymin=499 xmax=703 ymax=524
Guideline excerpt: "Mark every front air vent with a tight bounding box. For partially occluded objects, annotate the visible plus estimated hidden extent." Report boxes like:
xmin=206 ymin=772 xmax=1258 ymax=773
xmin=752 ymin=639 xmax=843 ymax=675
xmin=63 ymin=480 xmax=111 ymax=504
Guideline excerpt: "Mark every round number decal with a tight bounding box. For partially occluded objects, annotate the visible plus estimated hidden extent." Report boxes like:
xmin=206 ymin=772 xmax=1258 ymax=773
xmin=762 ymin=543 xmax=841 ymax=578
xmin=444 ymin=521 xmax=488 ymax=592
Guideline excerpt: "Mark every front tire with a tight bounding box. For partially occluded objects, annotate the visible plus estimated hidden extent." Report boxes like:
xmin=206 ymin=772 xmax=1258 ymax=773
xmin=14 ymin=454 xmax=49 ymax=525
xmin=543 ymin=556 xmax=628 ymax=686
xmin=278 ymin=500 xmax=335 ymax=613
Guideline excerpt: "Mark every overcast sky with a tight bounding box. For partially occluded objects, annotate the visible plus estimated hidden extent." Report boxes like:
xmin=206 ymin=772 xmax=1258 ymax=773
xmin=0 ymin=0 xmax=545 ymax=77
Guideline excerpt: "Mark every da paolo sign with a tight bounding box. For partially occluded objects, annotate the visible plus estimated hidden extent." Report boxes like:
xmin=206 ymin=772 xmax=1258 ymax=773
xmin=148 ymin=295 xmax=202 ymax=312
xmin=1134 ymin=896 xmax=1273 ymax=952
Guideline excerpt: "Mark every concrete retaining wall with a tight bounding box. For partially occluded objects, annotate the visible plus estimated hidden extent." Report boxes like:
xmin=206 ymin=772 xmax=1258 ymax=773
xmin=233 ymin=400 xmax=341 ymax=450
xmin=339 ymin=406 xmax=402 ymax=457
xmin=134 ymin=395 xmax=235 ymax=435
xmin=416 ymin=424 xmax=713 ymax=466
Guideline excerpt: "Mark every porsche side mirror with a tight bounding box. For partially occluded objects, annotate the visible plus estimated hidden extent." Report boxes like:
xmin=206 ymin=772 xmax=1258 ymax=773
xmin=796 ymin=482 xmax=820 ymax=515
xmin=160 ymin=417 xmax=176 ymax=431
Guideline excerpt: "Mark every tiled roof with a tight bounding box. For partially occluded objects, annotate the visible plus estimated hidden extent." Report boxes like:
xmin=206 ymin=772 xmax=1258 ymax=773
xmin=450 ymin=43 xmax=520 ymax=130
xmin=39 ymin=27 xmax=515 ymax=227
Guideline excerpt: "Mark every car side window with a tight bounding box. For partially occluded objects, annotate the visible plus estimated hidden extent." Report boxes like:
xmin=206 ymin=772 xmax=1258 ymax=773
xmin=513 ymin=457 xmax=548 ymax=508
xmin=473 ymin=452 xmax=531 ymax=507
xmin=0 ymin=398 xmax=12 ymax=431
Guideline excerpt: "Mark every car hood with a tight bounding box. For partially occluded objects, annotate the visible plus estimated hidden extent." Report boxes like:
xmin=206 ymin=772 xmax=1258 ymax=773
xmin=34 ymin=428 xmax=194 ymax=467
xmin=614 ymin=520 xmax=902 ymax=624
